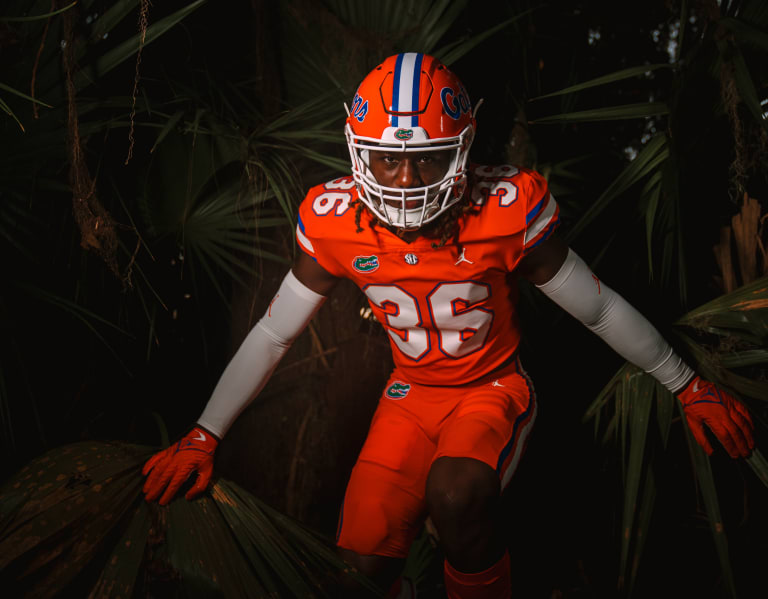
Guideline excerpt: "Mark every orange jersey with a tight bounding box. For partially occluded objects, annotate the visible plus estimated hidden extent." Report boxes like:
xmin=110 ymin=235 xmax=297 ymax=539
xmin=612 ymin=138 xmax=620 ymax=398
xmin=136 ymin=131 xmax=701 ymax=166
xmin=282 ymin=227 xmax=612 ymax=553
xmin=296 ymin=165 xmax=559 ymax=386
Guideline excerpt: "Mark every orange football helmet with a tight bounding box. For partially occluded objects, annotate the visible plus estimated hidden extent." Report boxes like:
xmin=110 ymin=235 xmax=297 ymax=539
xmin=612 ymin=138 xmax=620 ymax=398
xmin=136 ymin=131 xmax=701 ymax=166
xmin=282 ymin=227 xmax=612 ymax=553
xmin=345 ymin=53 xmax=476 ymax=229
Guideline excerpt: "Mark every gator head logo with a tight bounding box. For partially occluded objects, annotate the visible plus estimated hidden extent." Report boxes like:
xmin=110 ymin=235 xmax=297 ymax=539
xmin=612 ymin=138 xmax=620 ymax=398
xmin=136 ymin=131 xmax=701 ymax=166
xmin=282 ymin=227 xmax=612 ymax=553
xmin=394 ymin=128 xmax=413 ymax=140
xmin=353 ymin=255 xmax=380 ymax=273
xmin=385 ymin=381 xmax=411 ymax=399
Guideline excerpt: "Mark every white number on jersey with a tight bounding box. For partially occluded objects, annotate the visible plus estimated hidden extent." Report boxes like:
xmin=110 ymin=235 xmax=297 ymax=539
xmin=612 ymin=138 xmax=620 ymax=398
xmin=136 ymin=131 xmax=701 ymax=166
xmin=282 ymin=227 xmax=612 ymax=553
xmin=364 ymin=285 xmax=429 ymax=360
xmin=363 ymin=282 xmax=493 ymax=360
xmin=324 ymin=177 xmax=356 ymax=190
xmin=312 ymin=191 xmax=352 ymax=216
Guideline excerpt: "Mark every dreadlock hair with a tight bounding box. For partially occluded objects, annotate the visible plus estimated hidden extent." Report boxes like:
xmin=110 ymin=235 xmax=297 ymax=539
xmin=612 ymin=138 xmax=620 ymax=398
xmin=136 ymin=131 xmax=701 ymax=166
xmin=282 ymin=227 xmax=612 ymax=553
xmin=353 ymin=200 xmax=366 ymax=233
xmin=428 ymin=192 xmax=475 ymax=249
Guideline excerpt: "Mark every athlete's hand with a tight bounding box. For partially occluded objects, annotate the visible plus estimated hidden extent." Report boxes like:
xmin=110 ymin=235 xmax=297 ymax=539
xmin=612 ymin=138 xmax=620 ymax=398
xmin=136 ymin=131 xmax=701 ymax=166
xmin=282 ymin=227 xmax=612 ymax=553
xmin=677 ymin=376 xmax=754 ymax=458
xmin=142 ymin=426 xmax=219 ymax=505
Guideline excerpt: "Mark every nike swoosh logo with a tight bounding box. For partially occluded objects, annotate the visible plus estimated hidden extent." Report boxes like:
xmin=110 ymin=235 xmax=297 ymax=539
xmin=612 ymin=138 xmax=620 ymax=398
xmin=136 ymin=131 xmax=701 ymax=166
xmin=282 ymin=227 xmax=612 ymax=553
xmin=193 ymin=431 xmax=207 ymax=442
xmin=692 ymin=380 xmax=700 ymax=393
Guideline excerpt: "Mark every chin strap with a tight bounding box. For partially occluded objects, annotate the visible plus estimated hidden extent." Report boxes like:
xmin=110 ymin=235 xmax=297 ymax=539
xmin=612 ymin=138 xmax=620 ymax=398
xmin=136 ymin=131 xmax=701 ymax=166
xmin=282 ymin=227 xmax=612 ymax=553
xmin=197 ymin=270 xmax=326 ymax=438
xmin=536 ymin=249 xmax=694 ymax=393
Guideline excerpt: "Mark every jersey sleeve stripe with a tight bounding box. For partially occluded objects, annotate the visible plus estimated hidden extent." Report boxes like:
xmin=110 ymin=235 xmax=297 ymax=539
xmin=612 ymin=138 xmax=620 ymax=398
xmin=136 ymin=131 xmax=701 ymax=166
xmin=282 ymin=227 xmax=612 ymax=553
xmin=524 ymin=193 xmax=558 ymax=243
xmin=295 ymin=222 xmax=315 ymax=255
xmin=525 ymin=187 xmax=551 ymax=225
xmin=523 ymin=207 xmax=560 ymax=254
xmin=525 ymin=195 xmax=546 ymax=225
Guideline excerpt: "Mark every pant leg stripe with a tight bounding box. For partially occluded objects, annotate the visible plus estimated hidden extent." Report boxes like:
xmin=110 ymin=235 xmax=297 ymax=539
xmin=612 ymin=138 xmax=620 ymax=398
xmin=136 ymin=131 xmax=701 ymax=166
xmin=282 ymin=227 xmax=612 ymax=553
xmin=497 ymin=364 xmax=537 ymax=489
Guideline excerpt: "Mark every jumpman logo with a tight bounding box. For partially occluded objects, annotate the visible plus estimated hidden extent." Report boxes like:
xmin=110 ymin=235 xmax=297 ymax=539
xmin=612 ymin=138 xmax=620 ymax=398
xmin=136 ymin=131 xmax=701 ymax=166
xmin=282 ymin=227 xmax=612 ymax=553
xmin=492 ymin=379 xmax=505 ymax=387
xmin=455 ymin=247 xmax=474 ymax=265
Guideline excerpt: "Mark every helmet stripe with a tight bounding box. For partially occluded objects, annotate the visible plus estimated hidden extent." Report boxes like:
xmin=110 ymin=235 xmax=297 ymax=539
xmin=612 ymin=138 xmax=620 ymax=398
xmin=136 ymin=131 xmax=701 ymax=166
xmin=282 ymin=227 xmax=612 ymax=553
xmin=392 ymin=53 xmax=405 ymax=126
xmin=392 ymin=52 xmax=422 ymax=128
xmin=410 ymin=53 xmax=423 ymax=127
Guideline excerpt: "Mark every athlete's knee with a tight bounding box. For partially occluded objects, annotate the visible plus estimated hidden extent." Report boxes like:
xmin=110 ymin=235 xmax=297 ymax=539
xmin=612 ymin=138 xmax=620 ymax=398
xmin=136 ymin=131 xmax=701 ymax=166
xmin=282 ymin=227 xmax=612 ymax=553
xmin=425 ymin=456 xmax=500 ymax=526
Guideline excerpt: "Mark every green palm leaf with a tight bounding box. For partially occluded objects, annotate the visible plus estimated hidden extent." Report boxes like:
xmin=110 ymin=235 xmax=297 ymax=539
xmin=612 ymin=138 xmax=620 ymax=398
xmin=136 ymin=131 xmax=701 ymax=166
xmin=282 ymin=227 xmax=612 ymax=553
xmin=0 ymin=1 xmax=76 ymax=22
xmin=564 ymin=133 xmax=669 ymax=244
xmin=723 ymin=42 xmax=768 ymax=130
xmin=72 ymin=0 xmax=207 ymax=92
xmin=531 ymin=64 xmax=674 ymax=101
xmin=679 ymin=407 xmax=738 ymax=598
xmin=437 ymin=9 xmax=536 ymax=66
xmin=530 ymin=102 xmax=669 ymax=125
xmin=0 ymin=441 xmax=383 ymax=598
xmin=719 ymin=16 xmax=768 ymax=53
xmin=586 ymin=276 xmax=768 ymax=596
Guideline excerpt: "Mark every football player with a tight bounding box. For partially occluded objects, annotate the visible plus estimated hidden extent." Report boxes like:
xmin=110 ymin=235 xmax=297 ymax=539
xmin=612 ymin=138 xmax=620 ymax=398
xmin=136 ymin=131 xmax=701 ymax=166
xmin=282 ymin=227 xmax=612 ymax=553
xmin=142 ymin=53 xmax=754 ymax=599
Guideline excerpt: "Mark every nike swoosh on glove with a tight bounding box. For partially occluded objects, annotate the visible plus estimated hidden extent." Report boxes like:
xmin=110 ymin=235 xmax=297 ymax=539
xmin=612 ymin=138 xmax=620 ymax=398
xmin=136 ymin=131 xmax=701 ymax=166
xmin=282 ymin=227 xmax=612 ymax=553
xmin=677 ymin=375 xmax=755 ymax=458
xmin=142 ymin=426 xmax=219 ymax=505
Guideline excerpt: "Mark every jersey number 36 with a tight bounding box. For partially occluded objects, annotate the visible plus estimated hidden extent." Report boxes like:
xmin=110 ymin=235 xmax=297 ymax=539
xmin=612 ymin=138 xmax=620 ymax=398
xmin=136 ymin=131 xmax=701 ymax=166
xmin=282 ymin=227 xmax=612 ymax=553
xmin=363 ymin=282 xmax=493 ymax=360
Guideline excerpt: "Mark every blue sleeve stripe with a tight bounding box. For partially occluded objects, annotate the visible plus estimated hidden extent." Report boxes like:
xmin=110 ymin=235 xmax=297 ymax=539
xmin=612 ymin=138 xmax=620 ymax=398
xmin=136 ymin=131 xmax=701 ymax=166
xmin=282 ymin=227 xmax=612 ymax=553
xmin=524 ymin=214 xmax=560 ymax=252
xmin=525 ymin=189 xmax=549 ymax=225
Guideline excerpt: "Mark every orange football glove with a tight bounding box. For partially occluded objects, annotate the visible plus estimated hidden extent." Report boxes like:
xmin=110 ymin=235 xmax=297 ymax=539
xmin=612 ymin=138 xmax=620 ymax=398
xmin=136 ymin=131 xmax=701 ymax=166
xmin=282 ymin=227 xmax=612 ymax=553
xmin=142 ymin=426 xmax=218 ymax=505
xmin=677 ymin=376 xmax=754 ymax=458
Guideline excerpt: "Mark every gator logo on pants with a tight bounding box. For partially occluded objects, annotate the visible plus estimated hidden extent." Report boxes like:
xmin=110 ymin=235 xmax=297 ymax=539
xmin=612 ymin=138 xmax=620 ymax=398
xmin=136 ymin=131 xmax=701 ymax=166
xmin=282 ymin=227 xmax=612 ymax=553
xmin=353 ymin=255 xmax=380 ymax=273
xmin=385 ymin=381 xmax=411 ymax=399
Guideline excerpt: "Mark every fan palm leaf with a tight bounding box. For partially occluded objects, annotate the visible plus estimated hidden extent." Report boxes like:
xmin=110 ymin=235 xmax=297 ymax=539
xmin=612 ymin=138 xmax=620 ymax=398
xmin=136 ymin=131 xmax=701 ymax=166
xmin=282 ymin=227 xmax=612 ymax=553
xmin=0 ymin=441 xmax=383 ymax=598
xmin=584 ymin=276 xmax=768 ymax=597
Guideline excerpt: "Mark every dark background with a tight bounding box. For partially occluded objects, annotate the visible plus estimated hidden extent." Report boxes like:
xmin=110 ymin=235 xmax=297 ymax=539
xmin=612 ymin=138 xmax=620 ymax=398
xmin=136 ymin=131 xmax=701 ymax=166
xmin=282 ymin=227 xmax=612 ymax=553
xmin=1 ymin=1 xmax=767 ymax=597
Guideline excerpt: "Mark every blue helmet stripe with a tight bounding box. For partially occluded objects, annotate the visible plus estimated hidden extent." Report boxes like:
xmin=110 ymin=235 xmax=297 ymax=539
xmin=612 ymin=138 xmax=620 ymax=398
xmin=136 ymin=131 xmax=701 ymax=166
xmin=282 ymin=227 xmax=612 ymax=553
xmin=392 ymin=53 xmax=405 ymax=127
xmin=410 ymin=53 xmax=423 ymax=127
xmin=392 ymin=53 xmax=424 ymax=128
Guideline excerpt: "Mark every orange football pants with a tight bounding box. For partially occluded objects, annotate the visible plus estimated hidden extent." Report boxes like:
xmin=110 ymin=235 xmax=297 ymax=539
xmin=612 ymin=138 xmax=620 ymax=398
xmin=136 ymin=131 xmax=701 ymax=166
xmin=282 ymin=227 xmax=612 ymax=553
xmin=336 ymin=356 xmax=536 ymax=558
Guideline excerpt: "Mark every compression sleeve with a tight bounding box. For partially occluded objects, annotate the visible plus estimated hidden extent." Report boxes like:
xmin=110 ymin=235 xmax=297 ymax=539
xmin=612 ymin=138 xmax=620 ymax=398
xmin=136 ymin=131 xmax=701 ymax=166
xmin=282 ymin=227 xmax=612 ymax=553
xmin=197 ymin=270 xmax=327 ymax=438
xmin=536 ymin=248 xmax=694 ymax=393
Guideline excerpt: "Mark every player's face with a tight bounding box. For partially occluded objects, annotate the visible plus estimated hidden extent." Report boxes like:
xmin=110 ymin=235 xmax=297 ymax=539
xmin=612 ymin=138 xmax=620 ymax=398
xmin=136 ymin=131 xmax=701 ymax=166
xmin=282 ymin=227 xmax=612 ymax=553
xmin=368 ymin=150 xmax=452 ymax=207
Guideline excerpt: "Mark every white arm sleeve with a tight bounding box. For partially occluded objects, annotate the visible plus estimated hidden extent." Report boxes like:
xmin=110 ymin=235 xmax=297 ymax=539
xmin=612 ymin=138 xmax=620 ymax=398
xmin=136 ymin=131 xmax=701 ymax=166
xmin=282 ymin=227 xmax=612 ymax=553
xmin=536 ymin=249 xmax=693 ymax=393
xmin=197 ymin=270 xmax=327 ymax=438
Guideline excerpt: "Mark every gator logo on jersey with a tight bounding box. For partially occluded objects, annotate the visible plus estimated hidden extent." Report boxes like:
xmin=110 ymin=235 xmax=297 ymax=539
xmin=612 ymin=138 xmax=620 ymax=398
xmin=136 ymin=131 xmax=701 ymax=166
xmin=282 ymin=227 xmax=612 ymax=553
xmin=353 ymin=255 xmax=380 ymax=273
xmin=386 ymin=381 xmax=411 ymax=399
xmin=394 ymin=128 xmax=413 ymax=140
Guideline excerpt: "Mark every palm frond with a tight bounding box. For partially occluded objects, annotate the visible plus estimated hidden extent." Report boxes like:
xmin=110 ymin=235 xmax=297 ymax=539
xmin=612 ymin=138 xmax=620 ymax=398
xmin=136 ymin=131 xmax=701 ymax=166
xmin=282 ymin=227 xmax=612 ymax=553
xmin=530 ymin=102 xmax=669 ymax=125
xmin=564 ymin=133 xmax=669 ymax=244
xmin=72 ymin=0 xmax=207 ymax=92
xmin=678 ymin=403 xmax=738 ymax=598
xmin=436 ymin=9 xmax=536 ymax=66
xmin=0 ymin=1 xmax=76 ymax=22
xmin=0 ymin=441 xmax=383 ymax=598
xmin=586 ymin=276 xmax=768 ymax=596
xmin=531 ymin=64 xmax=674 ymax=101
xmin=723 ymin=41 xmax=768 ymax=129
xmin=618 ymin=369 xmax=655 ymax=591
xmin=12 ymin=282 xmax=133 ymax=375
xmin=719 ymin=16 xmax=768 ymax=53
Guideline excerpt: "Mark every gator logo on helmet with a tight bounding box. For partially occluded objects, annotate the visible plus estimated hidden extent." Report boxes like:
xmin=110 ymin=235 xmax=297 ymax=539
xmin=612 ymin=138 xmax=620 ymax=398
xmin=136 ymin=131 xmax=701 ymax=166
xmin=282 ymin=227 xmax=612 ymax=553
xmin=386 ymin=381 xmax=411 ymax=399
xmin=353 ymin=255 xmax=380 ymax=273
xmin=394 ymin=128 xmax=413 ymax=140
